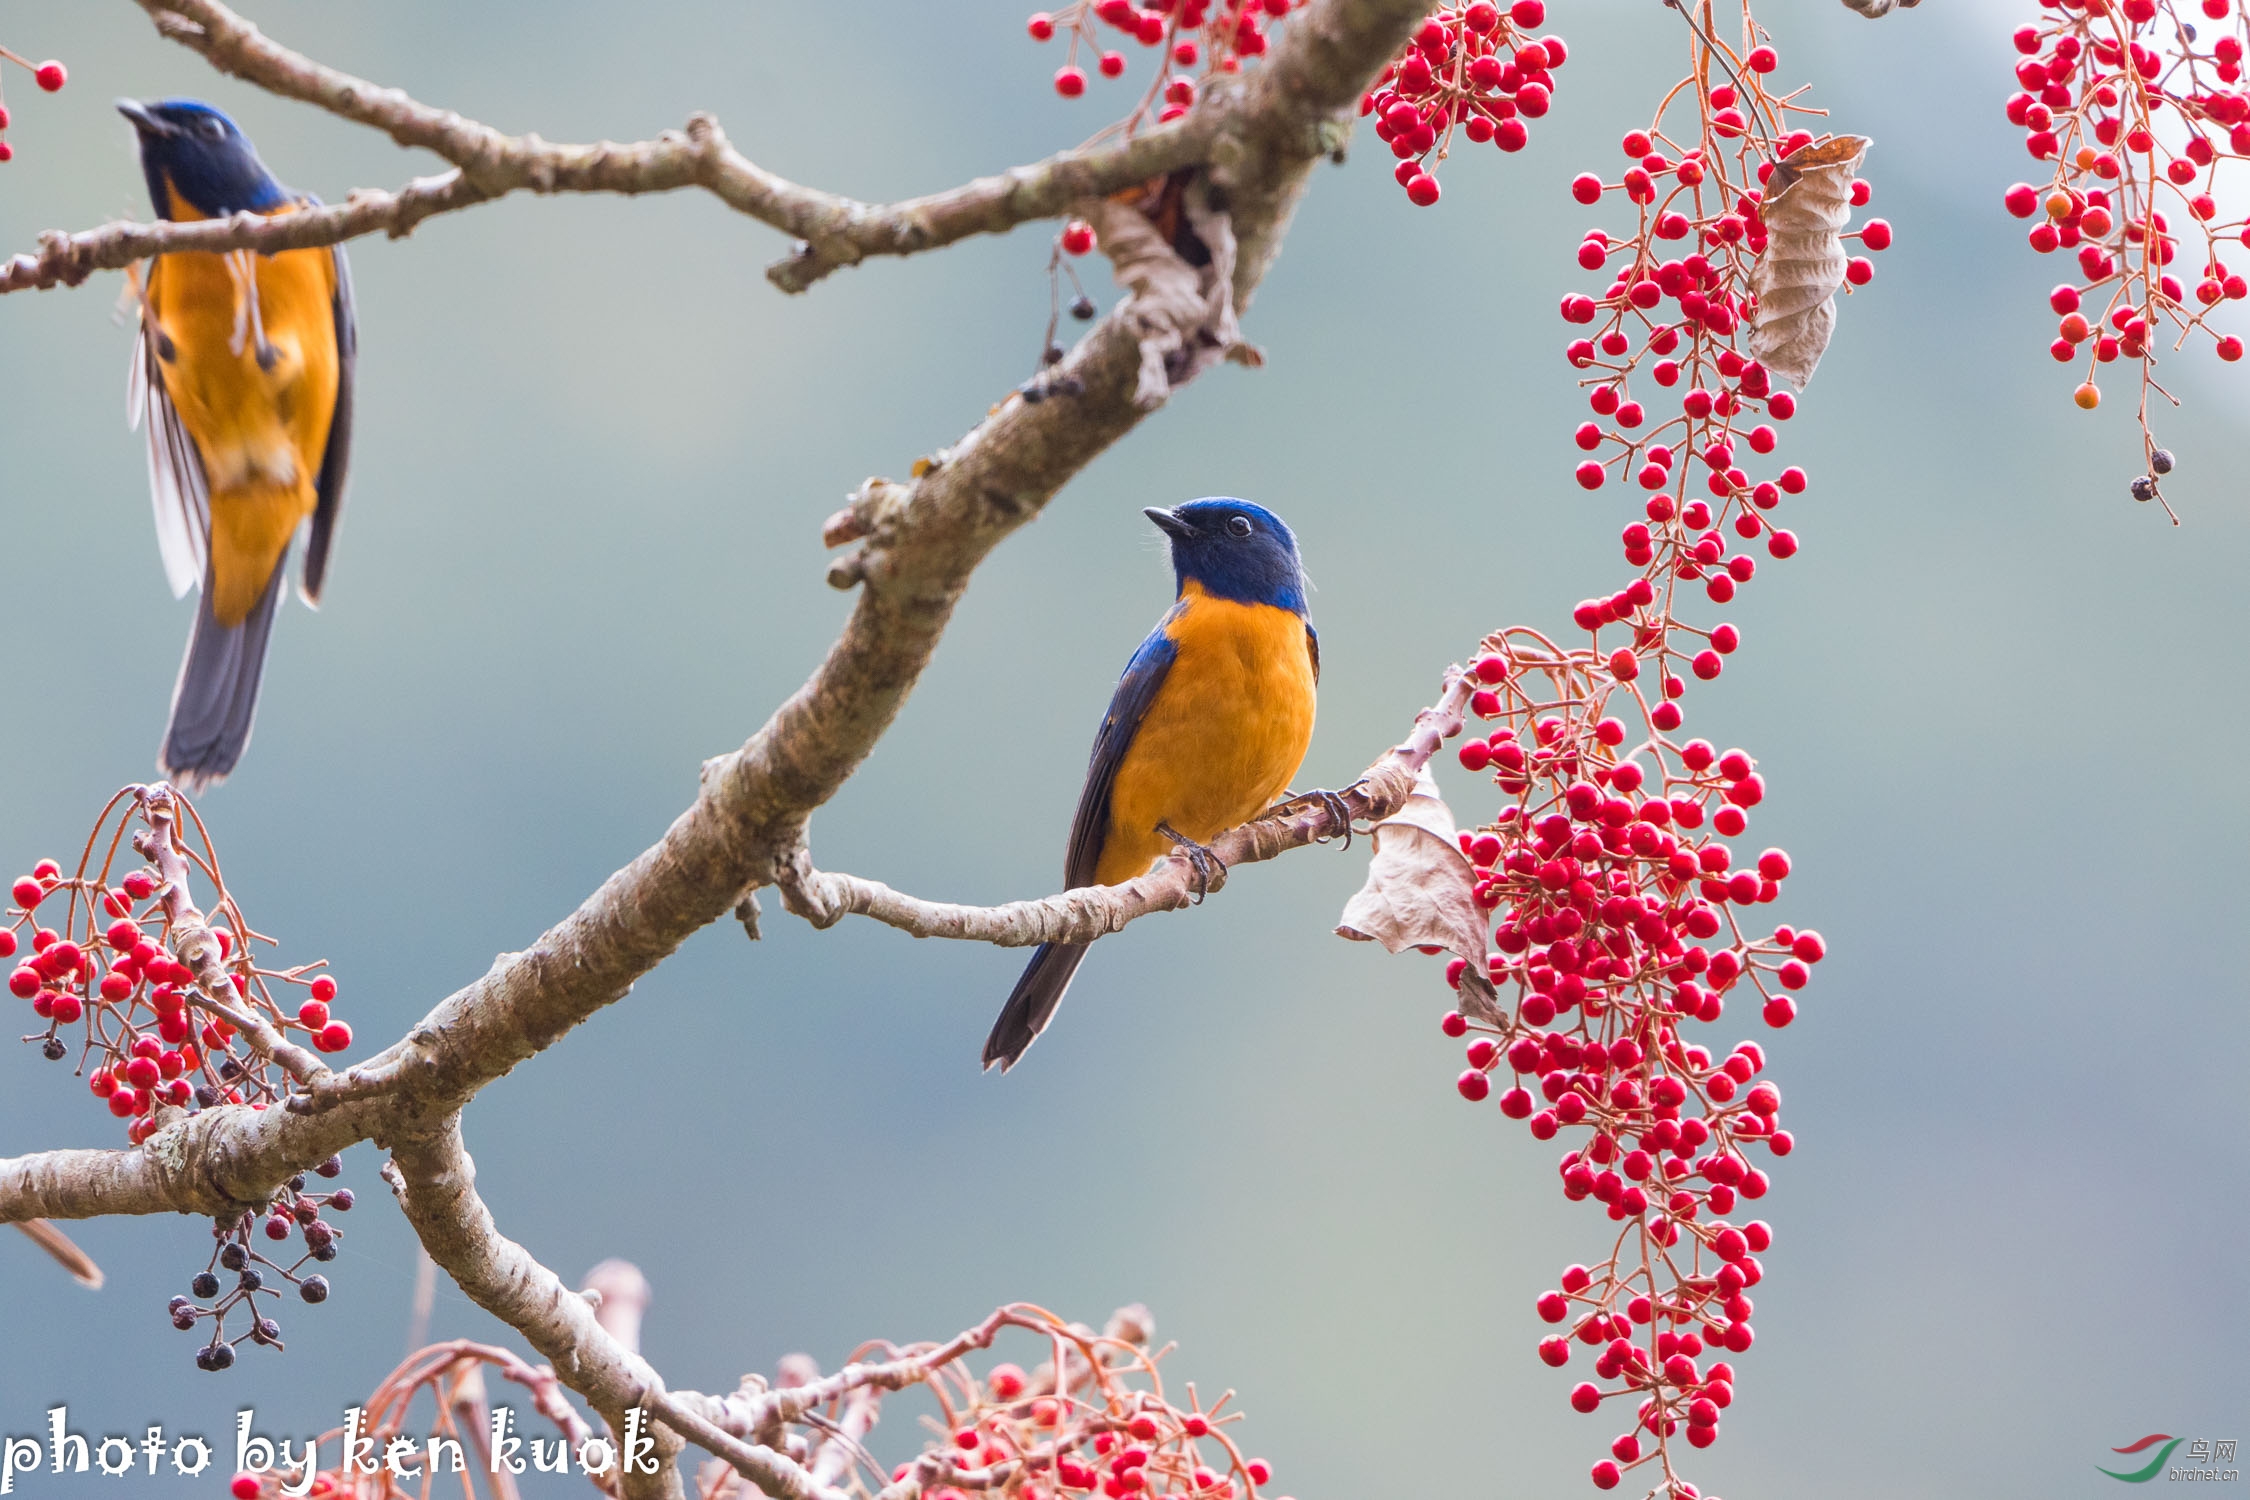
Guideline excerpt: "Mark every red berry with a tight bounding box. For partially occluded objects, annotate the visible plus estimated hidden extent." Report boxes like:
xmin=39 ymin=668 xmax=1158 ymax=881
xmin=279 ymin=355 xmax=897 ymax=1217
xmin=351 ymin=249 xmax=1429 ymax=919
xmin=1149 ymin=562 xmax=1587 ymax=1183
xmin=317 ymin=1021 xmax=354 ymax=1053
xmin=1054 ymin=65 xmax=1087 ymax=97
xmin=34 ymin=61 xmax=66 ymax=93
xmin=11 ymin=878 xmax=42 ymax=908
xmin=309 ymin=975 xmax=337 ymax=1003
xmin=1457 ymin=1069 xmax=1491 ymax=1102
xmin=1098 ymin=50 xmax=1126 ymax=77
xmin=298 ymin=1000 xmax=330 ymax=1030
xmin=1860 ymin=218 xmax=1892 ymax=250
xmin=1570 ymin=1382 xmax=1601 ymax=1413
xmin=1591 ymin=1460 xmax=1621 ymax=1489
xmin=1406 ymin=172 xmax=1441 ymax=206
xmin=1061 ymin=219 xmax=1097 ymax=255
xmin=232 ymin=1476 xmax=263 ymax=1500
xmin=1245 ymin=1460 xmax=1273 ymax=1486
xmin=1571 ymin=173 xmax=1603 ymax=205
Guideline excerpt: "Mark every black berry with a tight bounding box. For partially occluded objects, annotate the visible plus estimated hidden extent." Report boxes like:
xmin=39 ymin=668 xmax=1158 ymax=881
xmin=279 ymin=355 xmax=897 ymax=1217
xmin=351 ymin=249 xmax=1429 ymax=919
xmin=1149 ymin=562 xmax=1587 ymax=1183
xmin=299 ymin=1275 xmax=329 ymax=1304
xmin=191 ymin=1271 xmax=220 ymax=1299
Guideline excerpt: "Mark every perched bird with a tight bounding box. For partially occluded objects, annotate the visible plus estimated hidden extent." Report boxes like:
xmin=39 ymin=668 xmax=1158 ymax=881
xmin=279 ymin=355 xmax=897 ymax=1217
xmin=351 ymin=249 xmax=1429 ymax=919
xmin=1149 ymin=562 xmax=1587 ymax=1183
xmin=984 ymin=499 xmax=1319 ymax=1071
xmin=119 ymin=98 xmax=356 ymax=791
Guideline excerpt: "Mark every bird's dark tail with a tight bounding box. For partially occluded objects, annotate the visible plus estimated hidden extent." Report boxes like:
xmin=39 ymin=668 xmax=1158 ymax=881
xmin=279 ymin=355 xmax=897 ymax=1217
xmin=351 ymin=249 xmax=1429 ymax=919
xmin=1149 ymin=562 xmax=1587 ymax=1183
xmin=160 ymin=563 xmax=286 ymax=794
xmin=984 ymin=942 xmax=1091 ymax=1071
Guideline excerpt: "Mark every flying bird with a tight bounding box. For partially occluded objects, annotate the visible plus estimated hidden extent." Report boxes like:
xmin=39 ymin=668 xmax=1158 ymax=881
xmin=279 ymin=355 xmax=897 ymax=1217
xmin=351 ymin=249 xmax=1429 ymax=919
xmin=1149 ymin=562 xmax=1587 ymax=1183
xmin=985 ymin=499 xmax=1319 ymax=1070
xmin=119 ymin=97 xmax=356 ymax=791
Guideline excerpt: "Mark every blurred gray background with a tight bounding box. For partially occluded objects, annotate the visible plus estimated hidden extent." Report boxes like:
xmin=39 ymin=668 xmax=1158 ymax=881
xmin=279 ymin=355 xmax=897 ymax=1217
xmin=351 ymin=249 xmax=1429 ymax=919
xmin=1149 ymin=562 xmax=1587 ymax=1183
xmin=2 ymin=0 xmax=2244 ymax=1495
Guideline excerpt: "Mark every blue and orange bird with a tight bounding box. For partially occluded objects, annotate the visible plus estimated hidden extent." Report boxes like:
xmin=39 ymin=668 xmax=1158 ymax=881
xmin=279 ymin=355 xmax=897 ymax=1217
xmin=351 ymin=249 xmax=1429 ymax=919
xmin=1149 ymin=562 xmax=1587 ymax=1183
xmin=118 ymin=98 xmax=356 ymax=791
xmin=984 ymin=499 xmax=1320 ymax=1070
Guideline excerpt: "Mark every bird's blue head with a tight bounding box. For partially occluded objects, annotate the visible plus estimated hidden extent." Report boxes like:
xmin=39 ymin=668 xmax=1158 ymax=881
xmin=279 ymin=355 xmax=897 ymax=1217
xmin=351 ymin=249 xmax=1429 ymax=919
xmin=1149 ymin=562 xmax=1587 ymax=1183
xmin=1145 ymin=498 xmax=1308 ymax=616
xmin=117 ymin=98 xmax=289 ymax=219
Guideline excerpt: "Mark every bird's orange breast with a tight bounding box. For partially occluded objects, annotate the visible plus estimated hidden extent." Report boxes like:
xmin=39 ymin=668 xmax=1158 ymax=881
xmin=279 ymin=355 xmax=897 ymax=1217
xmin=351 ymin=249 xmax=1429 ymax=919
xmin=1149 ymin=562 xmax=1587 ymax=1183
xmin=147 ymin=185 xmax=339 ymax=625
xmin=1097 ymin=582 xmax=1317 ymax=886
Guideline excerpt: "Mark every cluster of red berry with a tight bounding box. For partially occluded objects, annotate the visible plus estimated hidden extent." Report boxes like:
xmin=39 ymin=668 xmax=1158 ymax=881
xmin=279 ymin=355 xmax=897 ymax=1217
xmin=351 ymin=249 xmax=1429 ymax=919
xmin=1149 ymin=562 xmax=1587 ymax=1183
xmin=7 ymin=802 xmax=353 ymax=1146
xmin=902 ymin=1353 xmax=1283 ymax=1500
xmin=1360 ymin=2 xmax=1572 ymax=205
xmin=2001 ymin=0 xmax=2249 ymax=503
xmin=1433 ymin=21 xmax=1858 ymax=1499
xmin=0 ymin=43 xmax=66 ymax=164
xmin=1027 ymin=0 xmax=1309 ymax=126
xmin=175 ymin=1177 xmax=351 ymax=1371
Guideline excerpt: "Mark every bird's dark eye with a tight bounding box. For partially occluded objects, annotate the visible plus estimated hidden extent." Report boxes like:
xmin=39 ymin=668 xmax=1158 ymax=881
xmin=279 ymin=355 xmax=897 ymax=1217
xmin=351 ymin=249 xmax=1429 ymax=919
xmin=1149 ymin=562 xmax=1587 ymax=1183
xmin=1227 ymin=515 xmax=1253 ymax=538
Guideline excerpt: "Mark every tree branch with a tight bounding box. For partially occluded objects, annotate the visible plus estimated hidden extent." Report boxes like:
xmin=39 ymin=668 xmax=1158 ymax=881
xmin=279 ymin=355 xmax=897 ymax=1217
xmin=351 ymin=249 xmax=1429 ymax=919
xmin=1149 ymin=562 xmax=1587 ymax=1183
xmin=385 ymin=1118 xmax=841 ymax=1500
xmin=0 ymin=0 xmax=1432 ymax=1488
xmin=775 ymin=670 xmax=1472 ymax=943
xmin=0 ymin=0 xmax=1218 ymax=297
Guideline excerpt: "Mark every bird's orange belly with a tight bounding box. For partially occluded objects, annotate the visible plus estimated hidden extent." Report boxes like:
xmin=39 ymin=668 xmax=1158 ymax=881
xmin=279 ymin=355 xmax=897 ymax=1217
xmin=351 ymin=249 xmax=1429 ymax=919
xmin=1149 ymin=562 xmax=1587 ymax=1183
xmin=1098 ymin=595 xmax=1316 ymax=886
xmin=149 ymin=230 xmax=338 ymax=626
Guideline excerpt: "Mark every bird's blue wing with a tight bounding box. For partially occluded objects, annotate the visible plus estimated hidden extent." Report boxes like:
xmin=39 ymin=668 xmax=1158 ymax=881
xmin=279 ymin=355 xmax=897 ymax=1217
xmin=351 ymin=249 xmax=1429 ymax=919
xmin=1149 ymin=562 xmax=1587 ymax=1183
xmin=301 ymin=209 xmax=355 ymax=607
xmin=1063 ymin=608 xmax=1181 ymax=888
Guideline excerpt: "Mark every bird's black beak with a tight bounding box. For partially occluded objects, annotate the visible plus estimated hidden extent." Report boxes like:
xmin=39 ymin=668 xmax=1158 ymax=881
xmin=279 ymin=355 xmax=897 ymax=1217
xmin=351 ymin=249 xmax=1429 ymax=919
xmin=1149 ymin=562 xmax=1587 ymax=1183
xmin=116 ymin=99 xmax=177 ymax=139
xmin=1144 ymin=506 xmax=1196 ymax=542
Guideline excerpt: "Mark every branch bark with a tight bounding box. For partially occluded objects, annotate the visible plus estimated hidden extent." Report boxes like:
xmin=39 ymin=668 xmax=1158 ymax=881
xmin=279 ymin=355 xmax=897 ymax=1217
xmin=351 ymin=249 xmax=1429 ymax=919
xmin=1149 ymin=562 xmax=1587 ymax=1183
xmin=0 ymin=0 xmax=1215 ymax=295
xmin=775 ymin=671 xmax=1472 ymax=944
xmin=0 ymin=0 xmax=1433 ymax=1492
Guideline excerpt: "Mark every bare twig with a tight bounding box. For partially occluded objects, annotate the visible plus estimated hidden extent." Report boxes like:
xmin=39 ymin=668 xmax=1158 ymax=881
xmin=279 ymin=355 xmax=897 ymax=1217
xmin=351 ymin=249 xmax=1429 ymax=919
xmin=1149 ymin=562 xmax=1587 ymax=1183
xmin=775 ymin=672 xmax=1472 ymax=944
xmin=0 ymin=0 xmax=1217 ymax=298
xmin=0 ymin=2 xmax=1435 ymax=1493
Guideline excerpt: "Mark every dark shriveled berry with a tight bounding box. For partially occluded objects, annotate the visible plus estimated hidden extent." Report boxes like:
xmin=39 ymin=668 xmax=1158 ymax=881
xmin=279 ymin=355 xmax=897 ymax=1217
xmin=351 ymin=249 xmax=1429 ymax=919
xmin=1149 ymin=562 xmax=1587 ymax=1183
xmin=299 ymin=1275 xmax=330 ymax=1304
xmin=314 ymin=1155 xmax=343 ymax=1179
xmin=41 ymin=1038 xmax=65 ymax=1061
xmin=237 ymin=1267 xmax=263 ymax=1292
xmin=219 ymin=1243 xmax=247 ymax=1271
xmin=2149 ymin=448 xmax=2175 ymax=475
xmin=192 ymin=1271 xmax=221 ymax=1299
xmin=1070 ymin=294 xmax=1097 ymax=320
xmin=310 ymin=1241 xmax=338 ymax=1263
xmin=2131 ymin=476 xmax=2157 ymax=502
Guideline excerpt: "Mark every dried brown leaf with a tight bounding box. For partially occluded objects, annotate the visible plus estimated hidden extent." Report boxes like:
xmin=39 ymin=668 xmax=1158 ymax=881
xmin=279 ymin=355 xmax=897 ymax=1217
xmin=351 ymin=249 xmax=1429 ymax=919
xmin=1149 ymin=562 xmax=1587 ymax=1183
xmin=14 ymin=1218 xmax=103 ymax=1288
xmin=1749 ymin=134 xmax=1871 ymax=390
xmin=1336 ymin=768 xmax=1502 ymax=1020
xmin=1091 ymin=186 xmax=1258 ymax=410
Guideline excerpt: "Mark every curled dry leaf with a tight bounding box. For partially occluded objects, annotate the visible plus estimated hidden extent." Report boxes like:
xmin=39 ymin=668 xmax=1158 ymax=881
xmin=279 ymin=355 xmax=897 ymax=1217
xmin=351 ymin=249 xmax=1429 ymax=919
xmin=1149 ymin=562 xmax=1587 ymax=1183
xmin=1091 ymin=179 xmax=1259 ymax=411
xmin=1336 ymin=767 xmax=1503 ymax=1021
xmin=14 ymin=1218 xmax=104 ymax=1289
xmin=1749 ymin=134 xmax=1872 ymax=390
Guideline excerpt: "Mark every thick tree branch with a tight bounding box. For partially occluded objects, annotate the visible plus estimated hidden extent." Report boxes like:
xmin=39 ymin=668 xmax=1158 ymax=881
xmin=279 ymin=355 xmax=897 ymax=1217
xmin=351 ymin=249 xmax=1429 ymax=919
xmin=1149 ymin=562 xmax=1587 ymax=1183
xmin=0 ymin=0 xmax=1417 ymax=1270
xmin=0 ymin=0 xmax=1216 ymax=297
xmin=0 ymin=0 xmax=1430 ymax=1489
xmin=776 ymin=670 xmax=1472 ymax=943
xmin=385 ymin=1118 xmax=842 ymax=1500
